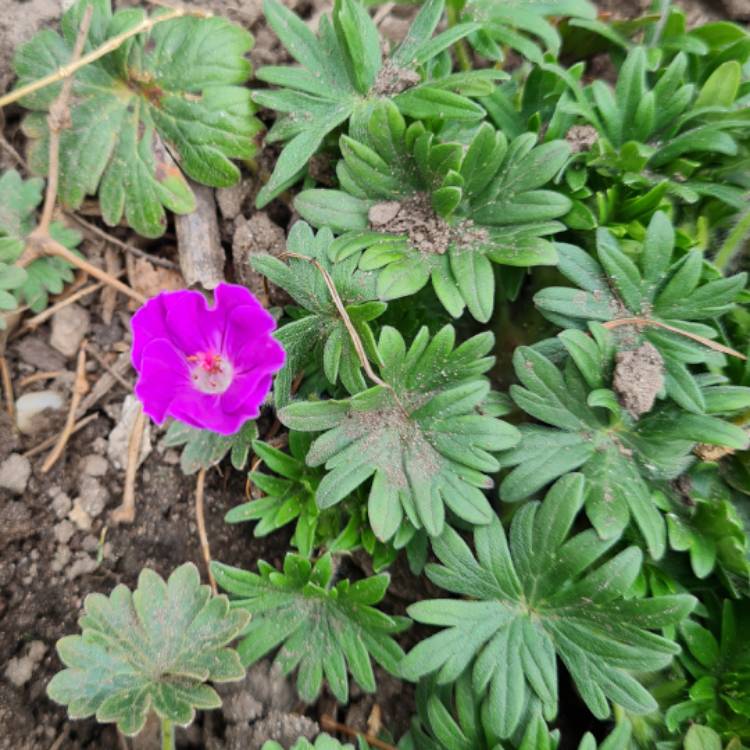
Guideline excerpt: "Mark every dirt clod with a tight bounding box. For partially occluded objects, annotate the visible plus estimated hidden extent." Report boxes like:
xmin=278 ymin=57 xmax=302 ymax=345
xmin=369 ymin=193 xmax=453 ymax=255
xmin=565 ymin=124 xmax=599 ymax=154
xmin=372 ymin=60 xmax=421 ymax=97
xmin=613 ymin=341 xmax=665 ymax=418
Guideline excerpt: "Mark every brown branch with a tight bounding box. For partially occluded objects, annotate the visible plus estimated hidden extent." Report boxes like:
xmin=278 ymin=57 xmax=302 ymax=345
xmin=195 ymin=467 xmax=217 ymax=594
xmin=67 ymin=213 xmax=179 ymax=270
xmin=0 ymin=6 xmax=211 ymax=110
xmin=602 ymin=317 xmax=747 ymax=360
xmin=0 ymin=356 xmax=14 ymax=422
xmin=22 ymin=236 xmax=145 ymax=304
xmin=42 ymin=343 xmax=88 ymax=472
xmin=18 ymin=370 xmax=68 ymax=387
xmin=21 ymin=276 xmax=124 ymax=333
xmin=84 ymin=343 xmax=133 ymax=390
xmin=38 ymin=5 xmax=94 ymax=235
xmin=280 ymin=253 xmax=405 ymax=411
xmin=111 ymin=403 xmax=146 ymax=525
xmin=23 ymin=413 xmax=98 ymax=459
xmin=320 ymin=716 xmax=396 ymax=750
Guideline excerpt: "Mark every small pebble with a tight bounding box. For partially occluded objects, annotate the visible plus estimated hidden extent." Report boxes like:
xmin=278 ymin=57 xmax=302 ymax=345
xmin=15 ymin=390 xmax=64 ymax=435
xmin=66 ymin=554 xmax=98 ymax=580
xmin=79 ymin=454 xmax=109 ymax=477
xmin=49 ymin=303 xmax=90 ymax=358
xmin=53 ymin=520 xmax=74 ymax=545
xmin=77 ymin=476 xmax=109 ymax=518
xmin=51 ymin=492 xmax=72 ymax=519
xmin=0 ymin=454 xmax=31 ymax=494
xmin=4 ymin=641 xmax=47 ymax=687
xmin=68 ymin=499 xmax=92 ymax=531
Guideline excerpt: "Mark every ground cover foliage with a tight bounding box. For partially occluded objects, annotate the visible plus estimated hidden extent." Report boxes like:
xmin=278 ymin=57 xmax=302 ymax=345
xmin=5 ymin=0 xmax=750 ymax=747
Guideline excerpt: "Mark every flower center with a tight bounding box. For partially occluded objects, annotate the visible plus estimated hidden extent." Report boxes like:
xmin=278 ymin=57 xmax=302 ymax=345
xmin=188 ymin=351 xmax=233 ymax=395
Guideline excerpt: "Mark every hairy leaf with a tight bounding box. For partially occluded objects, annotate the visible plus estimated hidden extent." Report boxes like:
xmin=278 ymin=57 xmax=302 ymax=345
xmin=0 ymin=169 xmax=81 ymax=320
xmin=162 ymin=419 xmax=258 ymax=475
xmin=255 ymin=0 xmax=489 ymax=205
xmin=296 ymin=102 xmax=570 ymax=322
xmin=47 ymin=563 xmax=248 ymax=736
xmin=535 ymin=212 xmax=748 ymax=414
xmin=15 ymin=0 xmax=261 ymax=237
xmin=402 ymin=474 xmax=696 ymax=738
xmin=213 ymin=553 xmax=408 ymax=703
xmin=280 ymin=324 xmax=520 ymax=539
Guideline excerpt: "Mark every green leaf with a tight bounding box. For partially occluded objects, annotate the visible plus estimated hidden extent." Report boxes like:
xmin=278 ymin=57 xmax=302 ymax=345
xmin=262 ymin=736 xmax=362 ymax=750
xmin=280 ymin=325 xmax=519 ymax=539
xmin=163 ymin=419 xmax=258 ymax=475
xmin=498 ymin=336 xmax=748 ymax=559
xmin=297 ymin=102 xmax=567 ymax=322
xmin=402 ymin=475 xmax=695 ymax=739
xmin=535 ymin=212 xmax=747 ymax=415
xmin=47 ymin=563 xmax=248 ymax=736
xmin=684 ymin=725 xmax=722 ymax=750
xmin=213 ymin=554 xmax=407 ymax=703
xmin=252 ymin=222 xmax=386 ymax=407
xmin=0 ymin=169 xmax=81 ymax=319
xmin=15 ymin=0 xmax=261 ymax=238
xmin=255 ymin=0 xmax=487 ymax=205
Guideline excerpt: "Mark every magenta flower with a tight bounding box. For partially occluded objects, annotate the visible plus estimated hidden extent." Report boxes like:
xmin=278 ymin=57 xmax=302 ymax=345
xmin=131 ymin=283 xmax=285 ymax=435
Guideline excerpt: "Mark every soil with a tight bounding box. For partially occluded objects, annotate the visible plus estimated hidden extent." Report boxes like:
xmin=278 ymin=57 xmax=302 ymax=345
xmin=613 ymin=341 xmax=665 ymax=417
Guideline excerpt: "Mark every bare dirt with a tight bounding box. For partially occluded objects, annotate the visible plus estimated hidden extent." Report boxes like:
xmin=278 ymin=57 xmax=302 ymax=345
xmin=613 ymin=341 xmax=665 ymax=417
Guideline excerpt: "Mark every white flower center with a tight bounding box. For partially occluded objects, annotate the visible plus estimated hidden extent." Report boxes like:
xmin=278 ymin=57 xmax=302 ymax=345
xmin=188 ymin=352 xmax=234 ymax=395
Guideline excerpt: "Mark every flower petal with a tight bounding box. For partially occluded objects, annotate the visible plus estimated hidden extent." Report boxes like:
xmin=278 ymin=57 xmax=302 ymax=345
xmin=214 ymin=283 xmax=273 ymax=333
xmin=221 ymin=302 xmax=278 ymax=362
xmin=131 ymin=295 xmax=171 ymax=372
xmin=135 ymin=339 xmax=191 ymax=424
xmin=164 ymin=289 xmax=218 ymax=355
xmin=221 ymin=372 xmax=273 ymax=417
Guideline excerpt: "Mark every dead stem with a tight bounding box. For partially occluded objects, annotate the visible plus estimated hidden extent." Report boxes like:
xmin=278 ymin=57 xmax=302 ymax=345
xmin=0 ymin=356 xmax=14 ymax=421
xmin=22 ymin=236 xmax=145 ymax=304
xmin=84 ymin=343 xmax=133 ymax=390
xmin=18 ymin=370 xmax=68 ymax=387
xmin=38 ymin=5 xmax=94 ymax=234
xmin=280 ymin=252 xmax=407 ymax=413
xmin=42 ymin=343 xmax=88 ymax=473
xmin=0 ymin=7 xmax=211 ymax=110
xmin=602 ymin=317 xmax=747 ymax=360
xmin=111 ymin=403 xmax=146 ymax=525
xmin=67 ymin=213 xmax=179 ymax=270
xmin=320 ymin=715 xmax=396 ymax=750
xmin=21 ymin=276 xmax=124 ymax=332
xmin=23 ymin=413 xmax=98 ymax=459
xmin=195 ymin=467 xmax=218 ymax=594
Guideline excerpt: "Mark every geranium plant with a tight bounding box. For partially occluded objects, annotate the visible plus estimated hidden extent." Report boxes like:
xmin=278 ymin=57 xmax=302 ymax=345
xmin=7 ymin=0 xmax=748 ymax=747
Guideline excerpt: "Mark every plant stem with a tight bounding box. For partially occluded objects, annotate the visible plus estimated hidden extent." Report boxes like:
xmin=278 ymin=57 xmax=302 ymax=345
xmin=446 ymin=0 xmax=472 ymax=73
xmin=714 ymin=204 xmax=750 ymax=273
xmin=161 ymin=719 xmax=175 ymax=750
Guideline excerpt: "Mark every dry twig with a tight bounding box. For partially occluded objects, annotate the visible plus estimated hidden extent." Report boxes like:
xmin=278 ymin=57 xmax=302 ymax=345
xmin=42 ymin=343 xmax=88 ymax=473
xmin=84 ymin=343 xmax=133 ymax=390
xmin=0 ymin=355 xmax=14 ymax=421
xmin=281 ymin=253 xmax=400 ymax=403
xmin=111 ymin=403 xmax=146 ymax=525
xmin=602 ymin=317 xmax=747 ymax=360
xmin=320 ymin=715 xmax=396 ymax=750
xmin=10 ymin=8 xmax=146 ymax=306
xmin=18 ymin=370 xmax=68 ymax=387
xmin=195 ymin=467 xmax=218 ymax=594
xmin=21 ymin=276 xmax=124 ymax=332
xmin=0 ymin=6 xmax=211 ymax=110
xmin=23 ymin=413 xmax=98 ymax=459
xmin=67 ymin=213 xmax=179 ymax=270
